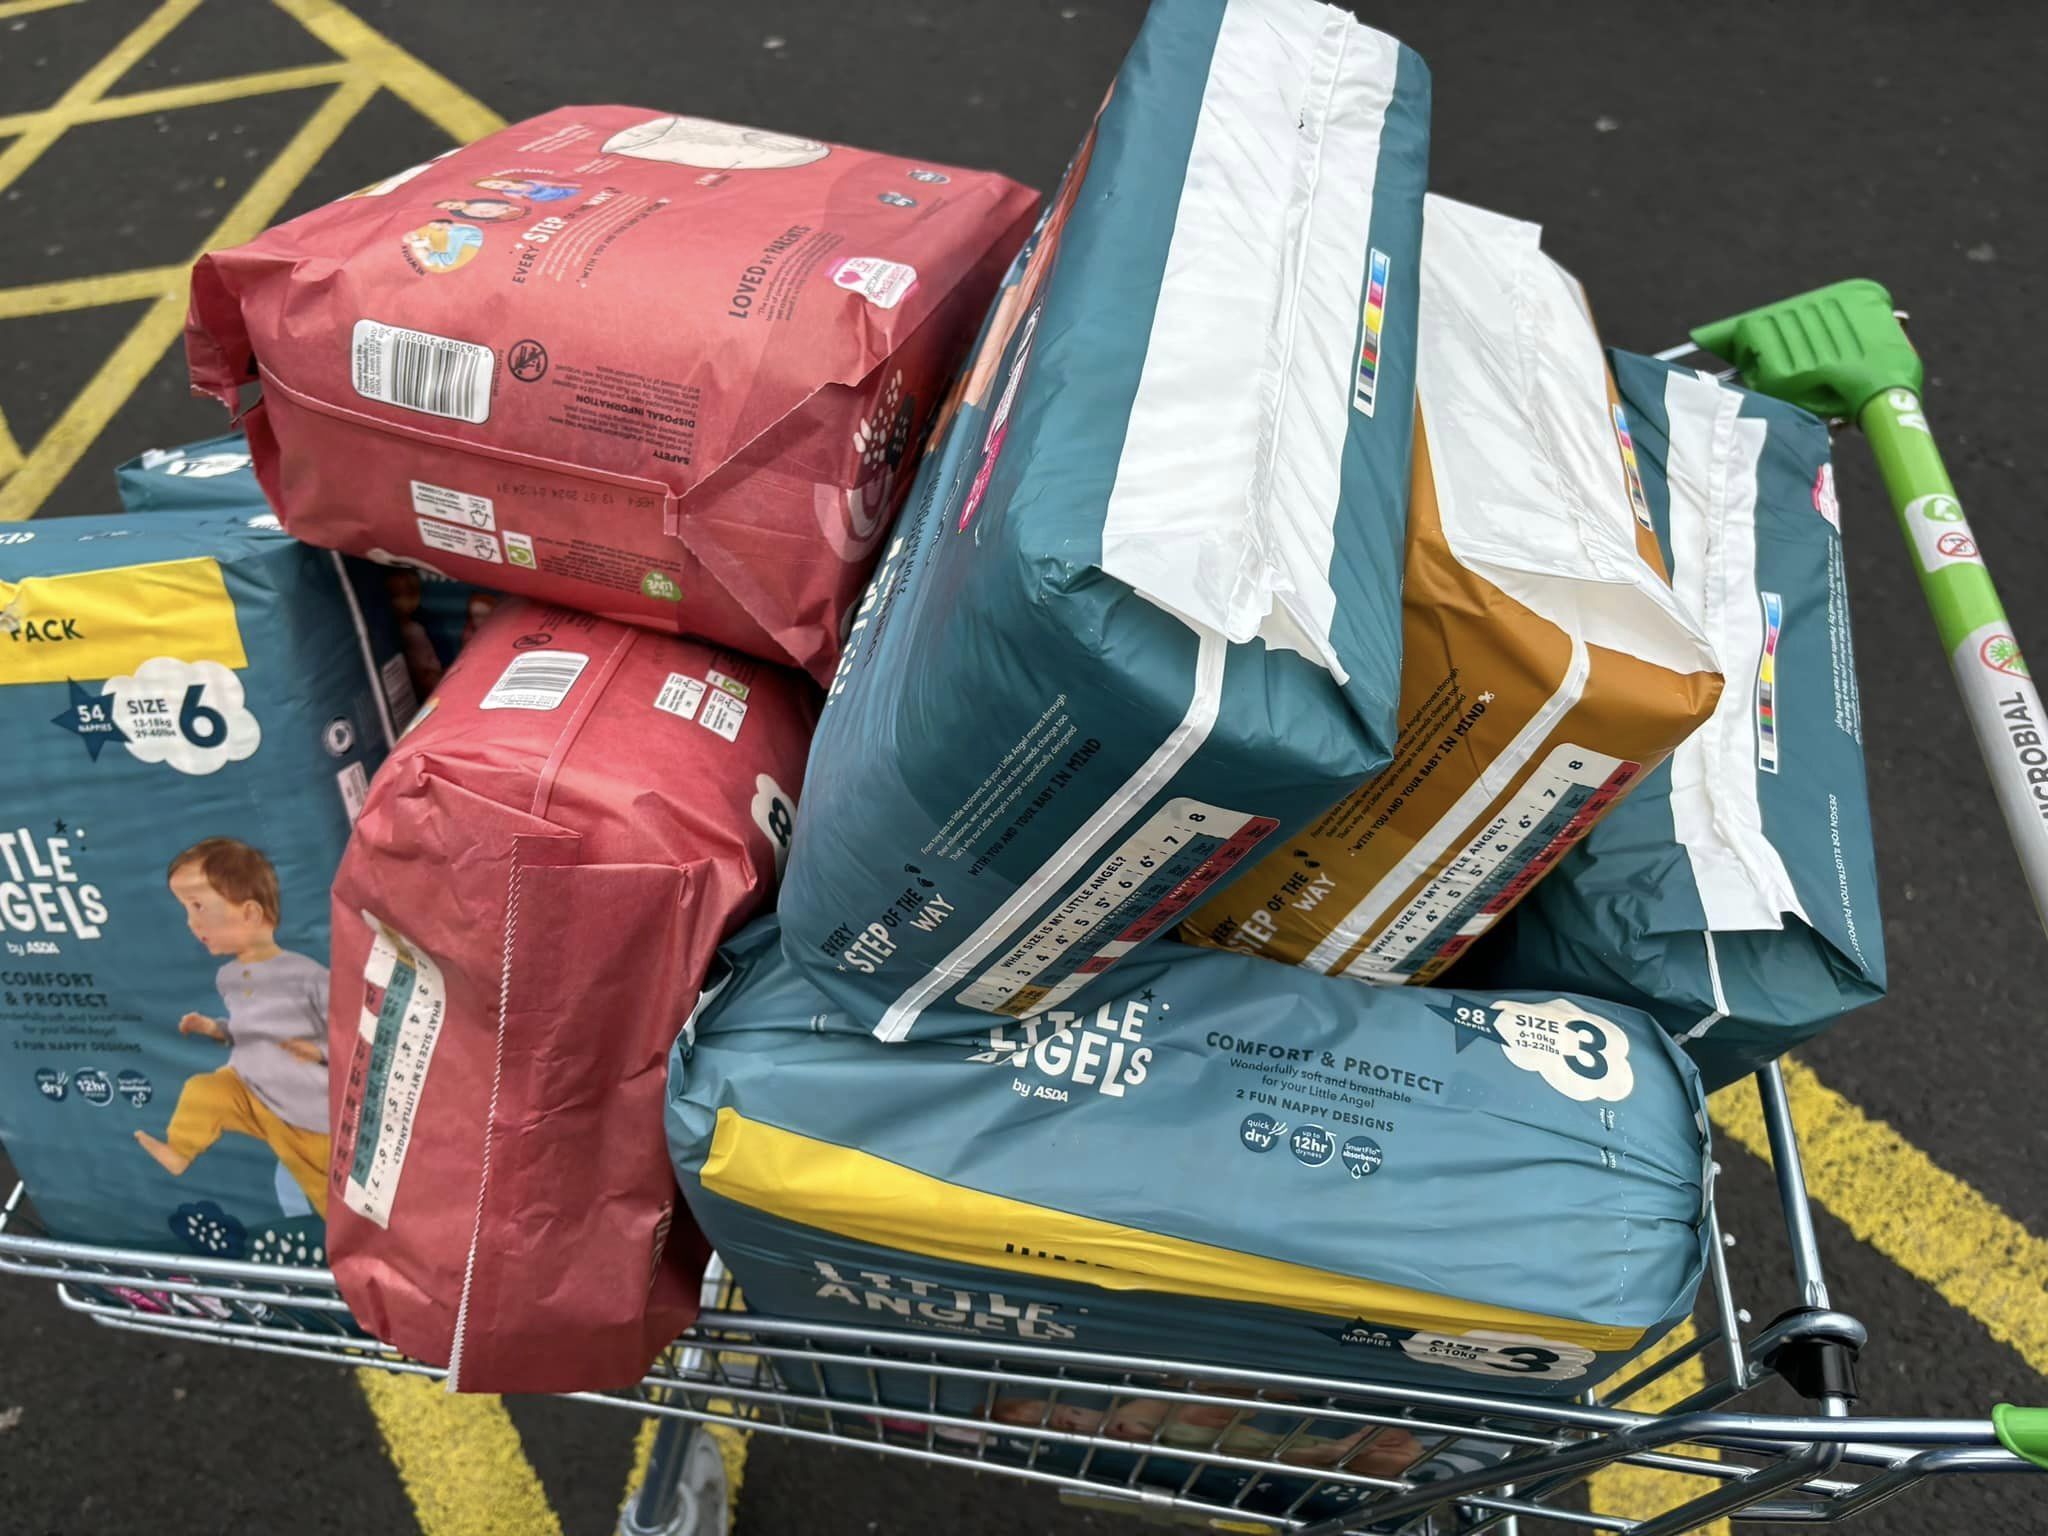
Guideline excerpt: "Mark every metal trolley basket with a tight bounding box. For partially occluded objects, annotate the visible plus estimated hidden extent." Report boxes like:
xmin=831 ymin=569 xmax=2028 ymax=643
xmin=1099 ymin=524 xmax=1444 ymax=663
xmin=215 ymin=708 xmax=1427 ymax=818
xmin=5 ymin=289 xmax=2046 ymax=1536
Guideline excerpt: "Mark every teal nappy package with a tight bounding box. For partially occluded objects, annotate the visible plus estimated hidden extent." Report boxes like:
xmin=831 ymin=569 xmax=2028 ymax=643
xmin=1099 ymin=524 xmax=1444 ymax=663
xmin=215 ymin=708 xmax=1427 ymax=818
xmin=1 ymin=512 xmax=398 ymax=1258
xmin=1460 ymin=351 xmax=1886 ymax=1090
xmin=777 ymin=0 xmax=1431 ymax=1037
xmin=671 ymin=918 xmax=1711 ymax=1402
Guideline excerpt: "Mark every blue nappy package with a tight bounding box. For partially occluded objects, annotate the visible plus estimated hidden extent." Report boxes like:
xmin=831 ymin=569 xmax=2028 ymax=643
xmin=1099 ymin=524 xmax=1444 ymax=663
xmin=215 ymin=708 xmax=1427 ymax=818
xmin=778 ymin=0 xmax=1431 ymax=1037
xmin=1461 ymin=351 xmax=1886 ymax=1089
xmin=1 ymin=511 xmax=399 ymax=1259
xmin=671 ymin=918 xmax=1711 ymax=1403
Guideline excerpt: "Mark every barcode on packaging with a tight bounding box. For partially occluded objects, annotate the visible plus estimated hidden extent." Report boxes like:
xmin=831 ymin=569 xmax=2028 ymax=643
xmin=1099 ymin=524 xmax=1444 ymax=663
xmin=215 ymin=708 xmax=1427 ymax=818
xmin=352 ymin=319 xmax=494 ymax=424
xmin=337 ymin=761 xmax=370 ymax=823
xmin=480 ymin=650 xmax=588 ymax=711
xmin=378 ymin=652 xmax=418 ymax=727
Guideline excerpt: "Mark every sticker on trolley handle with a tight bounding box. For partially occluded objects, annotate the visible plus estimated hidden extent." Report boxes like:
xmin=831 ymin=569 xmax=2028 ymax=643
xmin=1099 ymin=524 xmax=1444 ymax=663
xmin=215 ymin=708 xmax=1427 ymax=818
xmin=1426 ymin=995 xmax=1635 ymax=1103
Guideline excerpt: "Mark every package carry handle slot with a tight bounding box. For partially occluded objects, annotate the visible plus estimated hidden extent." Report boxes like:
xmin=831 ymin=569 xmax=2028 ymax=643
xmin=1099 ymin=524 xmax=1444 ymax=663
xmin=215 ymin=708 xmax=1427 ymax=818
xmin=1691 ymin=278 xmax=2048 ymax=938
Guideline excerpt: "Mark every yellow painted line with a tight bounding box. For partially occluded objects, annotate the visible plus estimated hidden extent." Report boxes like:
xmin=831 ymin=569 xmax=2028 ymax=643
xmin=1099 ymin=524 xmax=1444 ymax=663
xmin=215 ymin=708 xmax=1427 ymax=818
xmin=1587 ymin=1319 xmax=1730 ymax=1536
xmin=0 ymin=0 xmax=203 ymax=200
xmin=356 ymin=1371 xmax=563 ymax=1536
xmin=621 ymin=1411 xmax=750 ymax=1519
xmin=0 ymin=71 xmax=377 ymax=521
xmin=0 ymin=61 xmax=353 ymax=136
xmin=0 ymin=405 xmax=21 ymax=483
xmin=273 ymin=0 xmax=504 ymax=143
xmin=1711 ymin=1059 xmax=2048 ymax=1380
xmin=624 ymin=1418 xmax=660 ymax=1509
xmin=0 ymin=265 xmax=184 ymax=321
xmin=0 ymin=0 xmax=83 ymax=21
xmin=0 ymin=0 xmax=500 ymax=520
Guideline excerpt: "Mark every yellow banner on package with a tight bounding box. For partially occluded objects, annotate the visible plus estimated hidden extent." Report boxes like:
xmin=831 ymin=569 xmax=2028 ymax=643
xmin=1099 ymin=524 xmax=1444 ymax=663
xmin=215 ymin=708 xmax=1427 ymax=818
xmin=0 ymin=558 xmax=248 ymax=687
xmin=702 ymin=1106 xmax=1648 ymax=1353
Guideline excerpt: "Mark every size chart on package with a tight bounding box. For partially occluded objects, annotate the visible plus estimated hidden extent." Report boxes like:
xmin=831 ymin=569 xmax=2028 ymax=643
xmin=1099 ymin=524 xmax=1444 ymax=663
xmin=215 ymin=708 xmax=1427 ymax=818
xmin=340 ymin=931 xmax=448 ymax=1228
xmin=959 ymin=798 xmax=1276 ymax=1018
xmin=1348 ymin=744 xmax=1639 ymax=983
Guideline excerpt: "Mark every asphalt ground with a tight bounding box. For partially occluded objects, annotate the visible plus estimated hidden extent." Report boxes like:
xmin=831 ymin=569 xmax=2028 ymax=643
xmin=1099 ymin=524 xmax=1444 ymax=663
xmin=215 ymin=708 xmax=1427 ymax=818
xmin=1 ymin=2 xmax=2044 ymax=1533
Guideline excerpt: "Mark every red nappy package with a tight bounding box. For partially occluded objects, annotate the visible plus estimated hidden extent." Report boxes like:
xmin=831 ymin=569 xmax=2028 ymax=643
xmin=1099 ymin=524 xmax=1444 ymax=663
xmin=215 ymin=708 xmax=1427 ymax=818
xmin=326 ymin=598 xmax=815 ymax=1392
xmin=186 ymin=107 xmax=1039 ymax=684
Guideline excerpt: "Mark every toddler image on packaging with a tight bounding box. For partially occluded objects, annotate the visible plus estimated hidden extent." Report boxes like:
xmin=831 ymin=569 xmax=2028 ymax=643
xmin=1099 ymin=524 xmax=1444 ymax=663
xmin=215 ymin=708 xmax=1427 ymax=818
xmin=134 ymin=838 xmax=332 ymax=1217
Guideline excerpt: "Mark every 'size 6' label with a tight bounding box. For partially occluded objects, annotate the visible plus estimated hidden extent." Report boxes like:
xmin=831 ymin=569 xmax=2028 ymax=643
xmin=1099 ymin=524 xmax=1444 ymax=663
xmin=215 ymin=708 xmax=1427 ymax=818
xmin=104 ymin=657 xmax=262 ymax=776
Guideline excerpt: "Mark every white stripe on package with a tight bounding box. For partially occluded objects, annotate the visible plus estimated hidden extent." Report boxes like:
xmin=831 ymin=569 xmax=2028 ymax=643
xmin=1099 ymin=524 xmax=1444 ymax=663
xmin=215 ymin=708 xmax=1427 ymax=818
xmin=1095 ymin=0 xmax=1398 ymax=680
xmin=1663 ymin=370 xmax=1806 ymax=932
xmin=343 ymin=919 xmax=449 ymax=1228
xmin=1675 ymin=930 xmax=1731 ymax=1044
xmin=1307 ymin=636 xmax=1591 ymax=973
xmin=875 ymin=630 xmax=1228 ymax=1042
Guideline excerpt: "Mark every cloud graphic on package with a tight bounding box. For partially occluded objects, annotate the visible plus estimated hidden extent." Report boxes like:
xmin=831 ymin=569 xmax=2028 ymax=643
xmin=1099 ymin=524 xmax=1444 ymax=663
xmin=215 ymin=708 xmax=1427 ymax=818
xmin=103 ymin=657 xmax=261 ymax=776
xmin=1489 ymin=998 xmax=1636 ymax=1103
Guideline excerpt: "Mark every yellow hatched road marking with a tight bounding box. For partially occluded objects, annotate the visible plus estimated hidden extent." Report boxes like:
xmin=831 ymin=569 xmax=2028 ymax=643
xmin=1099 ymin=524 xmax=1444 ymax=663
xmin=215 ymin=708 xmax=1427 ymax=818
xmin=1587 ymin=1320 xmax=1731 ymax=1536
xmin=622 ymin=1414 xmax=751 ymax=1520
xmin=273 ymin=0 xmax=504 ymax=142
xmin=0 ymin=69 xmax=377 ymax=520
xmin=357 ymin=1372 xmax=564 ymax=1536
xmin=0 ymin=0 xmax=83 ymax=20
xmin=0 ymin=264 xmax=185 ymax=320
xmin=0 ymin=0 xmax=203 ymax=199
xmin=1712 ymin=1059 xmax=2048 ymax=1380
xmin=0 ymin=61 xmax=353 ymax=136
xmin=0 ymin=0 xmax=504 ymax=523
xmin=1 ymin=4 xmax=569 ymax=1531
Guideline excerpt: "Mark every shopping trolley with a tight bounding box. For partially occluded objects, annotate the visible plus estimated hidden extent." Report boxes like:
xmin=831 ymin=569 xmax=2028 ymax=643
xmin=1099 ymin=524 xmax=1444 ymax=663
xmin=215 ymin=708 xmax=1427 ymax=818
xmin=4 ymin=287 xmax=2044 ymax=1535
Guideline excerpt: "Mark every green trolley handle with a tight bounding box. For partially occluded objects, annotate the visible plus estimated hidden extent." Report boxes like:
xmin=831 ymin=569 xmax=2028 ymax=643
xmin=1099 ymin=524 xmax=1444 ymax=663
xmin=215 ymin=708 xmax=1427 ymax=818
xmin=1694 ymin=279 xmax=2048 ymax=937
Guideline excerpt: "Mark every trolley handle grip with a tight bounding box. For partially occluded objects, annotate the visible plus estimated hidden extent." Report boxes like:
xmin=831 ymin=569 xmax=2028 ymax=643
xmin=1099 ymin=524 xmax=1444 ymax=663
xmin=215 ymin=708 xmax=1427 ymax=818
xmin=1690 ymin=277 xmax=1920 ymax=421
xmin=1995 ymin=1403 xmax=2048 ymax=1470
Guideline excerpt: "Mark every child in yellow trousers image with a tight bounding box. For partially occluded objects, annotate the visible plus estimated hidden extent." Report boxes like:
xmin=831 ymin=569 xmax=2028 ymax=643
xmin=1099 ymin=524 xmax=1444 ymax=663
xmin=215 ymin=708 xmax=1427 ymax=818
xmin=135 ymin=838 xmax=332 ymax=1217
